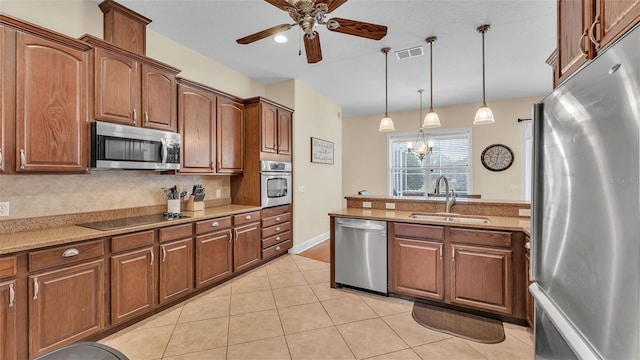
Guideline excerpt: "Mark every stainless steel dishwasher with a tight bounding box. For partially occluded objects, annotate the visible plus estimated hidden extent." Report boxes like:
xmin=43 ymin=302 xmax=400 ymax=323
xmin=334 ymin=217 xmax=388 ymax=295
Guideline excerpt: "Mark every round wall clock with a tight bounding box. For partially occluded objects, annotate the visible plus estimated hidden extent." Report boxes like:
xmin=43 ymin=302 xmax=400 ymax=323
xmin=481 ymin=144 xmax=514 ymax=171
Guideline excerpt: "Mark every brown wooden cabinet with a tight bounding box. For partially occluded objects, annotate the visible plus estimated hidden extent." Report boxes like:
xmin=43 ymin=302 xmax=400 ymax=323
xmin=159 ymin=238 xmax=193 ymax=304
xmin=83 ymin=35 xmax=179 ymax=132
xmin=0 ymin=24 xmax=7 ymax=174
xmin=13 ymin=30 xmax=90 ymax=173
xmin=195 ymin=217 xmax=233 ymax=288
xmin=260 ymin=102 xmax=292 ymax=159
xmin=28 ymin=259 xmax=104 ymax=358
xmin=177 ymin=78 xmax=244 ymax=174
xmin=233 ymin=212 xmax=262 ymax=272
xmin=261 ymin=205 xmax=292 ymax=260
xmin=0 ymin=279 xmax=17 ymax=360
xmin=389 ymin=223 xmax=445 ymax=301
xmin=593 ymin=0 xmax=640 ymax=51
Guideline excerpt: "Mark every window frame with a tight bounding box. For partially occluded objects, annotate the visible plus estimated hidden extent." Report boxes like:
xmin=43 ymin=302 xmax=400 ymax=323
xmin=387 ymin=127 xmax=474 ymax=197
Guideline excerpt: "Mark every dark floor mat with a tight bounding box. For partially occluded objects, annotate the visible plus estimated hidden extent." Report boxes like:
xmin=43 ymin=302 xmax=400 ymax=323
xmin=412 ymin=302 xmax=505 ymax=344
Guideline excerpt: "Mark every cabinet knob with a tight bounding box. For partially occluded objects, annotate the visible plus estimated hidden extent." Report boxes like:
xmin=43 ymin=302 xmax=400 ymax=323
xmin=276 ymin=227 xmax=281 ymax=231
xmin=276 ymin=236 xmax=281 ymax=241
xmin=525 ymin=241 xmax=531 ymax=250
xmin=276 ymin=217 xmax=281 ymax=221
xmin=211 ymin=221 xmax=219 ymax=227
xmin=245 ymin=215 xmax=252 ymax=220
xmin=276 ymin=246 xmax=281 ymax=251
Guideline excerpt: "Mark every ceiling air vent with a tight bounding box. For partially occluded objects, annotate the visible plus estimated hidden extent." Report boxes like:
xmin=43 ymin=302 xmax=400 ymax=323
xmin=395 ymin=46 xmax=424 ymax=60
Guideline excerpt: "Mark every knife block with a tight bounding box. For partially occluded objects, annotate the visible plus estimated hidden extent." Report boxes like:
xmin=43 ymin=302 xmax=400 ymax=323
xmin=186 ymin=195 xmax=204 ymax=211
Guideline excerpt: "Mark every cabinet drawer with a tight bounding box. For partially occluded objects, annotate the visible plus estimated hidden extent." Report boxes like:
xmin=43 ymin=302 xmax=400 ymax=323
xmin=394 ymin=223 xmax=444 ymax=241
xmin=262 ymin=239 xmax=292 ymax=260
xmin=262 ymin=222 xmax=291 ymax=239
xmin=29 ymin=239 xmax=104 ymax=272
xmin=111 ymin=230 xmax=155 ymax=253
xmin=0 ymin=256 xmax=17 ymax=279
xmin=261 ymin=204 xmax=290 ymax=218
xmin=262 ymin=212 xmax=291 ymax=228
xmin=159 ymin=223 xmax=193 ymax=243
xmin=233 ymin=211 xmax=261 ymax=226
xmin=195 ymin=217 xmax=232 ymax=235
xmin=262 ymin=231 xmax=291 ymax=249
xmin=450 ymin=228 xmax=512 ymax=248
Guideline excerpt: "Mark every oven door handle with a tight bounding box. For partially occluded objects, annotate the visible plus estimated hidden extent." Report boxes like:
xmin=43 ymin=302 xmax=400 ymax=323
xmin=161 ymin=138 xmax=168 ymax=165
xmin=261 ymin=171 xmax=291 ymax=176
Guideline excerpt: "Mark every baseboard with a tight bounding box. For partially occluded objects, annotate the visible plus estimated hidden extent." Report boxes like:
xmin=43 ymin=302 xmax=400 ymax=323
xmin=288 ymin=232 xmax=329 ymax=254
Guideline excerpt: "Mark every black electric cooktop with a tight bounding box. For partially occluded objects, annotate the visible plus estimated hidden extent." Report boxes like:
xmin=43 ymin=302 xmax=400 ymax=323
xmin=78 ymin=213 xmax=188 ymax=231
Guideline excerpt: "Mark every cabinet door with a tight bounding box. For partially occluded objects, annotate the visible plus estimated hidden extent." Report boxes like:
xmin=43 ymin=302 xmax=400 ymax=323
xmin=390 ymin=238 xmax=444 ymax=301
xmin=196 ymin=229 xmax=233 ymax=288
xmin=595 ymin=0 xmax=640 ymax=49
xmin=111 ymin=247 xmax=154 ymax=325
xmin=0 ymin=280 xmax=17 ymax=360
xmin=0 ymin=25 xmax=6 ymax=174
xmin=141 ymin=63 xmax=176 ymax=131
xmin=234 ymin=222 xmax=261 ymax=272
xmin=217 ymin=97 xmax=244 ymax=173
xmin=178 ymin=83 xmax=216 ymax=172
xmin=450 ymin=244 xmax=513 ymax=315
xmin=159 ymin=238 xmax=193 ymax=304
xmin=260 ymin=102 xmax=278 ymax=154
xmin=277 ymin=110 xmax=292 ymax=156
xmin=525 ymin=252 xmax=534 ymax=327
xmin=15 ymin=32 xmax=88 ymax=172
xmin=29 ymin=259 xmax=104 ymax=358
xmin=558 ymin=0 xmax=595 ymax=81
xmin=94 ymin=47 xmax=138 ymax=126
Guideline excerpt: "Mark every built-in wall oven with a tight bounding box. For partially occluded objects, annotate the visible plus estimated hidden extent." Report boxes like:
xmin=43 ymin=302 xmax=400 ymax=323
xmin=261 ymin=160 xmax=292 ymax=208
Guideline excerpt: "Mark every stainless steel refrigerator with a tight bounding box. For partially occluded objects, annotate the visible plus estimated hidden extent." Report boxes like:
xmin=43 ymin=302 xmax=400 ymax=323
xmin=531 ymin=24 xmax=640 ymax=359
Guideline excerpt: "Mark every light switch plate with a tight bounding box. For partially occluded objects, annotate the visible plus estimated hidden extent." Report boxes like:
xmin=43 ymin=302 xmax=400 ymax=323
xmin=0 ymin=202 xmax=9 ymax=217
xmin=215 ymin=189 xmax=222 ymax=198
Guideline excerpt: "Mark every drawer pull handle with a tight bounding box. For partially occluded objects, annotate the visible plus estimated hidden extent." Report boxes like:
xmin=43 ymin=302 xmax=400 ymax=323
xmin=211 ymin=221 xmax=219 ymax=227
xmin=33 ymin=278 xmax=39 ymax=300
xmin=228 ymin=229 xmax=233 ymax=243
xmin=245 ymin=215 xmax=252 ymax=220
xmin=276 ymin=227 xmax=281 ymax=231
xmin=133 ymin=109 xmax=138 ymax=125
xmin=62 ymin=248 xmax=80 ymax=257
xmin=150 ymin=249 xmax=154 ymax=265
xmin=9 ymin=283 xmax=14 ymax=307
xmin=276 ymin=236 xmax=281 ymax=241
xmin=234 ymin=229 xmax=239 ymax=242
xmin=20 ymin=149 xmax=26 ymax=170
xmin=439 ymin=243 xmax=443 ymax=260
xmin=0 ymin=149 xmax=3 ymax=168
xmin=144 ymin=111 xmax=149 ymax=126
xmin=452 ymin=246 xmax=456 ymax=261
xmin=162 ymin=246 xmax=167 ymax=262
xmin=524 ymin=241 xmax=531 ymax=250
xmin=276 ymin=246 xmax=281 ymax=251
xmin=588 ymin=16 xmax=600 ymax=47
xmin=276 ymin=217 xmax=281 ymax=221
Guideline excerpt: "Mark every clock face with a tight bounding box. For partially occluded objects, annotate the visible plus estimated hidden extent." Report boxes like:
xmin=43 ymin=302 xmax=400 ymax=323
xmin=481 ymin=144 xmax=514 ymax=171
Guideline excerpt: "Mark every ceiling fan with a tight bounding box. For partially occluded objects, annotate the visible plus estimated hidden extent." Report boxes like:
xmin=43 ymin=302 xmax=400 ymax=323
xmin=236 ymin=0 xmax=388 ymax=64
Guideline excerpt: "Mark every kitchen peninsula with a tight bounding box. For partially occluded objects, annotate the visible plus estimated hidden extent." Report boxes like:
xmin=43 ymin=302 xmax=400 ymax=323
xmin=329 ymin=194 xmax=532 ymax=326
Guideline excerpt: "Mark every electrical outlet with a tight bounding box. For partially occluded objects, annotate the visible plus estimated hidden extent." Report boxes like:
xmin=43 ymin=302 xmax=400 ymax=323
xmin=0 ymin=202 xmax=9 ymax=217
xmin=385 ymin=202 xmax=396 ymax=209
xmin=362 ymin=201 xmax=372 ymax=208
xmin=519 ymin=208 xmax=531 ymax=217
xmin=215 ymin=189 xmax=222 ymax=198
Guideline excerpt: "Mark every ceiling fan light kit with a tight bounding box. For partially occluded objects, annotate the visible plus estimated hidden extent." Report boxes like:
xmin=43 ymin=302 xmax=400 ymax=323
xmin=422 ymin=36 xmax=441 ymax=129
xmin=379 ymin=47 xmax=395 ymax=132
xmin=474 ymin=24 xmax=495 ymax=125
xmin=237 ymin=0 xmax=388 ymax=64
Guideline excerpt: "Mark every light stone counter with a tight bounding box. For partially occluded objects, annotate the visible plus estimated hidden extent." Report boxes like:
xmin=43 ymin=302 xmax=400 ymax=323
xmin=0 ymin=205 xmax=260 ymax=255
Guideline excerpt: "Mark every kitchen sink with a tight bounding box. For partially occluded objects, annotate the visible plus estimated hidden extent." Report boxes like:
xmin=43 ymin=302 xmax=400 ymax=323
xmin=409 ymin=213 xmax=490 ymax=224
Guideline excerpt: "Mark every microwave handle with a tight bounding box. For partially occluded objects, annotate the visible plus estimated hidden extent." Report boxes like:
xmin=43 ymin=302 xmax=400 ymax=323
xmin=161 ymin=139 xmax=168 ymax=164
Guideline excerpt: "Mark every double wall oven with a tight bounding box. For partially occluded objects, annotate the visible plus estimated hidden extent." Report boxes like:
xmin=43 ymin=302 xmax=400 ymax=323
xmin=261 ymin=160 xmax=292 ymax=208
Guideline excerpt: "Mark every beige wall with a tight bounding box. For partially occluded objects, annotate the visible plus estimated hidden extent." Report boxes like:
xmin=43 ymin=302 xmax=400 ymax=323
xmin=343 ymin=96 xmax=541 ymax=201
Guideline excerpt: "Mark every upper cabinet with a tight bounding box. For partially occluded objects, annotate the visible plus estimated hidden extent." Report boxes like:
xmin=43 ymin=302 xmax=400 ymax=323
xmin=259 ymin=101 xmax=292 ymax=160
xmin=83 ymin=35 xmax=179 ymax=132
xmin=1 ymin=16 xmax=91 ymax=174
xmin=177 ymin=78 xmax=244 ymax=174
xmin=554 ymin=0 xmax=640 ymax=85
xmin=0 ymin=25 xmax=7 ymax=174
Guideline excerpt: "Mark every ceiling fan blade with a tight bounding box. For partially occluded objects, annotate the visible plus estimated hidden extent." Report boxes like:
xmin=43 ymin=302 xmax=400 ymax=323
xmin=327 ymin=18 xmax=387 ymax=40
xmin=317 ymin=0 xmax=349 ymax=13
xmin=264 ymin=0 xmax=293 ymax=11
xmin=304 ymin=33 xmax=323 ymax=64
xmin=236 ymin=24 xmax=292 ymax=44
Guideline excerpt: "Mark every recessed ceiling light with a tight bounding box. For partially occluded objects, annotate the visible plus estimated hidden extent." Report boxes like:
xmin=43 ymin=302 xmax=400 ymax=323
xmin=274 ymin=35 xmax=288 ymax=43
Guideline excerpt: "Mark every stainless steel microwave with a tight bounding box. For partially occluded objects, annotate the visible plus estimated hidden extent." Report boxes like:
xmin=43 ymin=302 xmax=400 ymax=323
xmin=90 ymin=121 xmax=181 ymax=170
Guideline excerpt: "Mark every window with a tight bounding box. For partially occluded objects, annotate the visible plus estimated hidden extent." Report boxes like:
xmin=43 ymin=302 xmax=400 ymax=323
xmin=389 ymin=128 xmax=472 ymax=197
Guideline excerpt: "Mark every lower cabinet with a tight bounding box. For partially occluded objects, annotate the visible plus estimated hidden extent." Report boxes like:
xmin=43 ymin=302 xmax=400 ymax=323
xmin=233 ymin=221 xmax=262 ymax=272
xmin=28 ymin=259 xmax=104 ymax=358
xmin=195 ymin=228 xmax=233 ymax=288
xmin=111 ymin=247 xmax=155 ymax=325
xmin=159 ymin=238 xmax=193 ymax=304
xmin=0 ymin=279 xmax=17 ymax=360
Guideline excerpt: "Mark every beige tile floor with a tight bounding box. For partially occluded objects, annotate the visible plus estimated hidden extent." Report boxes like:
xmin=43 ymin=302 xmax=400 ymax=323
xmin=99 ymin=254 xmax=534 ymax=360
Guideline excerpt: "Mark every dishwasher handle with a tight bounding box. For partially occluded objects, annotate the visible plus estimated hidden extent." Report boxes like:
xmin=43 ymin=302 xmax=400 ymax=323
xmin=336 ymin=220 xmax=385 ymax=231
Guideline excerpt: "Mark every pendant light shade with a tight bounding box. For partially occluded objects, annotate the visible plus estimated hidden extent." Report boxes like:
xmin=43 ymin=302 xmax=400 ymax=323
xmin=474 ymin=24 xmax=495 ymax=125
xmin=379 ymin=47 xmax=395 ymax=132
xmin=423 ymin=36 xmax=441 ymax=129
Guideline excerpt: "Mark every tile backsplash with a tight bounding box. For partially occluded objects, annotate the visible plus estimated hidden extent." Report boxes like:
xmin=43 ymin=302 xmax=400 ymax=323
xmin=0 ymin=171 xmax=230 ymax=220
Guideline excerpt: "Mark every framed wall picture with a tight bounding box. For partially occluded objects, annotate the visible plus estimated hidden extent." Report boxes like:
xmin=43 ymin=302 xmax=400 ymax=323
xmin=311 ymin=137 xmax=334 ymax=164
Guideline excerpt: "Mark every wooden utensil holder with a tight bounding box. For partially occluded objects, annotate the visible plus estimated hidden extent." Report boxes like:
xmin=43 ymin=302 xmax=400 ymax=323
xmin=186 ymin=195 xmax=204 ymax=211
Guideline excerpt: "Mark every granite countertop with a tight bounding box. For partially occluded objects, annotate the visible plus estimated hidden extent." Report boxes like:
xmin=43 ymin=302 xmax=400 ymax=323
xmin=0 ymin=205 xmax=261 ymax=255
xmin=329 ymin=208 xmax=531 ymax=233
xmin=344 ymin=194 xmax=531 ymax=206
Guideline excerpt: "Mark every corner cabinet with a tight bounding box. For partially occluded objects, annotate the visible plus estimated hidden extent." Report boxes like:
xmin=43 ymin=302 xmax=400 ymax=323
xmin=83 ymin=35 xmax=179 ymax=132
xmin=177 ymin=78 xmax=244 ymax=174
xmin=0 ymin=16 xmax=92 ymax=174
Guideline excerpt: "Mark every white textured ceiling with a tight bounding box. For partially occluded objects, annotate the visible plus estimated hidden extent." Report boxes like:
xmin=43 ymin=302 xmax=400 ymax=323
xmin=115 ymin=0 xmax=557 ymax=118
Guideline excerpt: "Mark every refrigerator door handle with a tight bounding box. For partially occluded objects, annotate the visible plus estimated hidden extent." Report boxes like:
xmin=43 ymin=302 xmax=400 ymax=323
xmin=529 ymin=283 xmax=600 ymax=359
xmin=530 ymin=103 xmax=545 ymax=282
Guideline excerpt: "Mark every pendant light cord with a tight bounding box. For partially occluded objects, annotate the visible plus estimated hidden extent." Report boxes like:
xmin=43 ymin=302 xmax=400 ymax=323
xmin=429 ymin=41 xmax=434 ymax=111
xmin=419 ymin=90 xmax=423 ymax=125
xmin=384 ymin=48 xmax=389 ymax=117
xmin=478 ymin=25 xmax=489 ymax=107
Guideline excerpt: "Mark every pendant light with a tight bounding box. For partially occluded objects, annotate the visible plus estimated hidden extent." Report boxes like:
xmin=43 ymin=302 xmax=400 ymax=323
xmin=474 ymin=24 xmax=495 ymax=125
xmin=423 ymin=36 xmax=441 ymax=128
xmin=378 ymin=47 xmax=395 ymax=132
xmin=407 ymin=90 xmax=434 ymax=161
